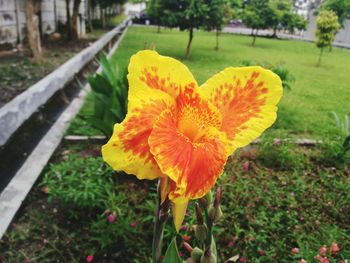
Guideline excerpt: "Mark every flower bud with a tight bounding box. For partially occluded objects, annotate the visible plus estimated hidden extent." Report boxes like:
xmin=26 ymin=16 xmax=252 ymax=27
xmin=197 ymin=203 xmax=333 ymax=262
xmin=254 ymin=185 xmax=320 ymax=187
xmin=200 ymin=248 xmax=217 ymax=263
xmin=214 ymin=186 xmax=222 ymax=208
xmin=208 ymin=205 xmax=223 ymax=223
xmin=183 ymin=241 xmax=193 ymax=253
xmin=299 ymin=259 xmax=307 ymax=263
xmin=319 ymin=246 xmax=327 ymax=256
xmin=205 ymin=191 xmax=213 ymax=205
xmin=330 ymin=242 xmax=340 ymax=254
xmin=191 ymin=247 xmax=204 ymax=261
xmin=291 ymin=247 xmax=300 ymax=255
xmin=194 ymin=224 xmax=208 ymax=242
xmin=195 ymin=204 xmax=204 ymax=225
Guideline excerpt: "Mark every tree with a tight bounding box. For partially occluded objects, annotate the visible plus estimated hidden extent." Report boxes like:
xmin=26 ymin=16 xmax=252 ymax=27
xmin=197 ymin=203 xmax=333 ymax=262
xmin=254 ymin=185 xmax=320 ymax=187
xmin=321 ymin=0 xmax=350 ymax=27
xmin=71 ymin=0 xmax=82 ymax=39
xmin=161 ymin=0 xmax=210 ymax=58
xmin=203 ymin=0 xmax=232 ymax=50
xmin=242 ymin=0 xmax=272 ymax=46
xmin=147 ymin=0 xmax=163 ymax=33
xmin=315 ymin=10 xmax=340 ymax=66
xmin=269 ymin=0 xmax=292 ymax=37
xmin=25 ymin=0 xmax=42 ymax=62
xmin=281 ymin=12 xmax=307 ymax=34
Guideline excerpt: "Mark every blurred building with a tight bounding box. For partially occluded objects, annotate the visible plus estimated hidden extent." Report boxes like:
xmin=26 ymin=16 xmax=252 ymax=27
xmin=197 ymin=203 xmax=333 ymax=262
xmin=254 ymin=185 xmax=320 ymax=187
xmin=0 ymin=0 xmax=87 ymax=45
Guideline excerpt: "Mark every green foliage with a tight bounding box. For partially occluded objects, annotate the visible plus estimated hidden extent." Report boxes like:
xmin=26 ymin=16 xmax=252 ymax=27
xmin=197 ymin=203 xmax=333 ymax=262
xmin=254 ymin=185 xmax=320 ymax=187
xmin=203 ymin=0 xmax=232 ymax=32
xmin=147 ymin=0 xmax=163 ymax=27
xmin=217 ymin=153 xmax=350 ymax=262
xmin=241 ymin=60 xmax=295 ymax=90
xmin=257 ymin=136 xmax=306 ymax=170
xmin=41 ymin=155 xmax=114 ymax=209
xmin=321 ymin=0 xmax=350 ymax=27
xmin=160 ymin=0 xmax=211 ymax=57
xmin=316 ymin=10 xmax=340 ymax=49
xmin=317 ymin=113 xmax=350 ymax=168
xmin=162 ymin=238 xmax=182 ymax=263
xmin=242 ymin=0 xmax=273 ymax=45
xmin=242 ymin=0 xmax=271 ymax=31
xmin=87 ymin=54 xmax=128 ymax=137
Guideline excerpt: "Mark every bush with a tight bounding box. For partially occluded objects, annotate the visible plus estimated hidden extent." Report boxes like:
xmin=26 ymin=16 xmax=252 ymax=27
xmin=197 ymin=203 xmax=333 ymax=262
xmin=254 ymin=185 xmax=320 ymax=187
xmin=87 ymin=54 xmax=128 ymax=137
xmin=241 ymin=60 xmax=295 ymax=90
xmin=257 ymin=136 xmax=306 ymax=170
xmin=41 ymin=154 xmax=114 ymax=209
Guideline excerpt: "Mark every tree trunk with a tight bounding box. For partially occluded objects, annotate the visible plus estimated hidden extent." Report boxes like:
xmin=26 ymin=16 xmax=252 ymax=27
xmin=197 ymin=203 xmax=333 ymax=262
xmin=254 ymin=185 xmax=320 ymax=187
xmin=252 ymin=31 xmax=257 ymax=46
xmin=157 ymin=23 xmax=161 ymax=33
xmin=25 ymin=0 xmax=42 ymax=62
xmin=70 ymin=0 xmax=81 ymax=39
xmin=317 ymin=47 xmax=324 ymax=66
xmin=101 ymin=7 xmax=106 ymax=28
xmin=65 ymin=0 xmax=71 ymax=39
xmin=215 ymin=28 xmax=219 ymax=51
xmin=87 ymin=0 xmax=93 ymax=32
xmin=272 ymin=25 xmax=277 ymax=38
xmin=185 ymin=28 xmax=194 ymax=59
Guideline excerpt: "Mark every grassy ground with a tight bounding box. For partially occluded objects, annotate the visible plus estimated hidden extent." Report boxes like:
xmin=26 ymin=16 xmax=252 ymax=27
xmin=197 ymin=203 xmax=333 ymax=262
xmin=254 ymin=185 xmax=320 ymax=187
xmin=86 ymin=25 xmax=350 ymax=138
xmin=0 ymin=14 xmax=125 ymax=108
xmin=0 ymin=139 xmax=349 ymax=262
xmin=1 ymin=26 xmax=350 ymax=263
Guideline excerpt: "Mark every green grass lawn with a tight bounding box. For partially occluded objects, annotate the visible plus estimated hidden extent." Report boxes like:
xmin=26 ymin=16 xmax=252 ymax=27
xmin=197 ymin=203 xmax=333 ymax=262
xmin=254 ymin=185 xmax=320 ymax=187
xmin=95 ymin=26 xmax=350 ymax=138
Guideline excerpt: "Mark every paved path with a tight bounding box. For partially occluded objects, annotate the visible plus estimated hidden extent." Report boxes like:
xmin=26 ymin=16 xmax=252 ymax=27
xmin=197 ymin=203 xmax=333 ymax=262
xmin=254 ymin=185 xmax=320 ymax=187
xmin=223 ymin=26 xmax=350 ymax=49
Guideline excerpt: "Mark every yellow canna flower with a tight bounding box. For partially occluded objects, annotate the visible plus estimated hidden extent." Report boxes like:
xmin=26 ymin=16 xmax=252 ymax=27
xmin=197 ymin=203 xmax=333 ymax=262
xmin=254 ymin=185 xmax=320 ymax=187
xmin=102 ymin=50 xmax=283 ymax=231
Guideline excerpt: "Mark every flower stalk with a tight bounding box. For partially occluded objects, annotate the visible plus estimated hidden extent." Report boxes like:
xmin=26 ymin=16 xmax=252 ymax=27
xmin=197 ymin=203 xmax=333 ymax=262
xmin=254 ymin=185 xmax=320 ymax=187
xmin=152 ymin=180 xmax=170 ymax=263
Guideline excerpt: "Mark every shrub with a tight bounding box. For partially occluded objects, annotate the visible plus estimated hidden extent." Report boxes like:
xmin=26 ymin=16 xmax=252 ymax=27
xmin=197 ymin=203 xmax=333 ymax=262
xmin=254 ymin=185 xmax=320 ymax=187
xmin=317 ymin=112 xmax=350 ymax=168
xmin=87 ymin=54 xmax=128 ymax=137
xmin=41 ymin=154 xmax=114 ymax=209
xmin=257 ymin=136 xmax=306 ymax=170
xmin=241 ymin=60 xmax=295 ymax=90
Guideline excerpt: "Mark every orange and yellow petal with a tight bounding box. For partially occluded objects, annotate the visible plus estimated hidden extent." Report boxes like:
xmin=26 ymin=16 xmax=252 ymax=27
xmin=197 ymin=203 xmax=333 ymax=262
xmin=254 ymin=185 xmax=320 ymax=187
xmin=148 ymin=107 xmax=226 ymax=201
xmin=102 ymin=89 xmax=173 ymax=180
xmin=127 ymin=50 xmax=198 ymax=103
xmin=172 ymin=196 xmax=189 ymax=232
xmin=199 ymin=66 xmax=283 ymax=154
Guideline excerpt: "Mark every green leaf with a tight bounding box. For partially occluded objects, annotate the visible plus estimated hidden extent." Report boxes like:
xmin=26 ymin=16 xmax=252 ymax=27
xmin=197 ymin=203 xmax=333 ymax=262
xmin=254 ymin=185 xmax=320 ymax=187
xmin=88 ymin=74 xmax=114 ymax=96
xmin=162 ymin=237 xmax=182 ymax=263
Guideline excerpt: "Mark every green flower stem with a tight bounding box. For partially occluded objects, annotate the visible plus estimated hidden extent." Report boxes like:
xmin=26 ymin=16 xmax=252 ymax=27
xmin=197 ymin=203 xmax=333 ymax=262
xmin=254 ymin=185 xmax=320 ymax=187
xmin=152 ymin=181 xmax=169 ymax=263
xmin=199 ymin=198 xmax=213 ymax=250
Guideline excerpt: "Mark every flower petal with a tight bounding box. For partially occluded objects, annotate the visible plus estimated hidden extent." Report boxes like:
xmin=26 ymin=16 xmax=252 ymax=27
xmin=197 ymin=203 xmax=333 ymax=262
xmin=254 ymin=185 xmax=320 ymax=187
xmin=149 ymin=89 xmax=226 ymax=200
xmin=172 ymin=197 xmax=189 ymax=232
xmin=102 ymin=88 xmax=173 ymax=180
xmin=199 ymin=66 xmax=283 ymax=153
xmin=128 ymin=50 xmax=198 ymax=101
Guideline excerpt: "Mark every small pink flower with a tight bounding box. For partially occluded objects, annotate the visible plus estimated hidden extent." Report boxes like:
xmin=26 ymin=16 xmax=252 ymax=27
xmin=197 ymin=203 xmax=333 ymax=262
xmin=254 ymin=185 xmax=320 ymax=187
xmin=25 ymin=258 xmax=30 ymax=263
xmin=273 ymin=138 xmax=282 ymax=145
xmin=319 ymin=246 xmax=327 ymax=256
xmin=130 ymin=220 xmax=137 ymax=228
xmin=330 ymin=242 xmax=340 ymax=254
xmin=227 ymin=241 xmax=234 ymax=248
xmin=315 ymin=255 xmax=329 ymax=263
xmin=291 ymin=247 xmax=300 ymax=255
xmin=258 ymin=250 xmax=265 ymax=256
xmin=179 ymin=252 xmax=184 ymax=257
xmin=299 ymin=259 xmax=307 ymax=263
xmin=86 ymin=255 xmax=94 ymax=262
xmin=242 ymin=161 xmax=250 ymax=173
xmin=180 ymin=224 xmax=189 ymax=231
xmin=239 ymin=257 xmax=247 ymax=262
xmin=107 ymin=214 xmax=116 ymax=223
xmin=181 ymin=235 xmax=191 ymax=242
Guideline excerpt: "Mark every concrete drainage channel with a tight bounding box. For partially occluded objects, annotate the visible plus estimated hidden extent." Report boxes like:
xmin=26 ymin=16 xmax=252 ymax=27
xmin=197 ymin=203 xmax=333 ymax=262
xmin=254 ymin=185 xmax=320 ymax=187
xmin=0 ymin=18 xmax=131 ymax=238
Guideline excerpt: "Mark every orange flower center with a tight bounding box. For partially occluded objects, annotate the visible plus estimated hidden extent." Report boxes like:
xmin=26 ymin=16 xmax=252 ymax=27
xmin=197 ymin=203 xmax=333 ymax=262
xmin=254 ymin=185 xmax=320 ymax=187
xmin=178 ymin=117 xmax=207 ymax=142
